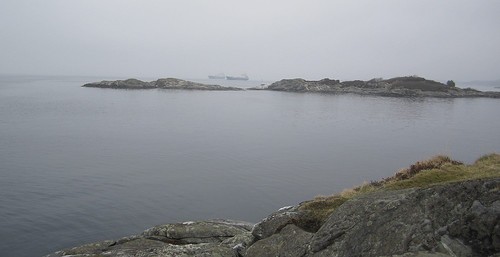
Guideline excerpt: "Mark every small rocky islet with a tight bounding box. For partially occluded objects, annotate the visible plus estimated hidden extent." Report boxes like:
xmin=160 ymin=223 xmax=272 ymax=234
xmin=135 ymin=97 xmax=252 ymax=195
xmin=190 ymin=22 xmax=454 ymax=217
xmin=83 ymin=76 xmax=500 ymax=98
xmin=82 ymin=78 xmax=243 ymax=91
xmin=252 ymin=76 xmax=500 ymax=98
xmin=45 ymin=154 xmax=500 ymax=257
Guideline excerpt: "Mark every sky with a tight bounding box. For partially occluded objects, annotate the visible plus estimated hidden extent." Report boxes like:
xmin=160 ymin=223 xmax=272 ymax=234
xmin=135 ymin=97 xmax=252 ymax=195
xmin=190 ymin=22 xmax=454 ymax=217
xmin=0 ymin=0 xmax=499 ymax=81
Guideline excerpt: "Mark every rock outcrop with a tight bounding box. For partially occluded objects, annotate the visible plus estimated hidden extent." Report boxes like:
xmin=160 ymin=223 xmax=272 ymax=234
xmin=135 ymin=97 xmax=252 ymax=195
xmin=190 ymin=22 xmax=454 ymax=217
xmin=246 ymin=179 xmax=500 ymax=257
xmin=44 ymin=154 xmax=500 ymax=257
xmin=45 ymin=220 xmax=254 ymax=257
xmin=153 ymin=78 xmax=242 ymax=90
xmin=44 ymin=179 xmax=499 ymax=257
xmin=255 ymin=76 xmax=500 ymax=98
xmin=82 ymin=78 xmax=156 ymax=89
xmin=83 ymin=78 xmax=243 ymax=90
xmin=82 ymin=76 xmax=500 ymax=97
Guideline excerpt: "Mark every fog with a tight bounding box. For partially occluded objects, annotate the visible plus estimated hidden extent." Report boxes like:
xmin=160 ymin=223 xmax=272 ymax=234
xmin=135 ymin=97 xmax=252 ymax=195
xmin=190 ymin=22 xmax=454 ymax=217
xmin=1 ymin=0 xmax=499 ymax=81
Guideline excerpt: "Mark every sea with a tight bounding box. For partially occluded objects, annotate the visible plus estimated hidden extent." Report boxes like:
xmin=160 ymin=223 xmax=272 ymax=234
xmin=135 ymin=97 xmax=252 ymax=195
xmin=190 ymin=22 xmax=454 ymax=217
xmin=1 ymin=75 xmax=499 ymax=256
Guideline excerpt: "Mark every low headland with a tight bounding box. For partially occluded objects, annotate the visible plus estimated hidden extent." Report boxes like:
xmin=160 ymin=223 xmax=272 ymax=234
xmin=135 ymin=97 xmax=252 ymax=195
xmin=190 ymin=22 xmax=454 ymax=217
xmin=252 ymin=76 xmax=500 ymax=98
xmin=46 ymin=153 xmax=500 ymax=257
xmin=82 ymin=76 xmax=500 ymax=98
xmin=82 ymin=78 xmax=243 ymax=91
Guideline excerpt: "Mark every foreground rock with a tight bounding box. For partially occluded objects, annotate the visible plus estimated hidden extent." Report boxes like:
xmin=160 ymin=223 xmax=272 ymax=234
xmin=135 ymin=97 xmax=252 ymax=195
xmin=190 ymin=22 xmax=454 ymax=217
xmin=45 ymin=220 xmax=254 ymax=257
xmin=254 ymin=76 xmax=500 ymax=98
xmin=44 ymin=179 xmax=499 ymax=257
xmin=83 ymin=78 xmax=243 ymax=90
xmin=247 ymin=178 xmax=500 ymax=257
xmin=45 ymin=154 xmax=500 ymax=257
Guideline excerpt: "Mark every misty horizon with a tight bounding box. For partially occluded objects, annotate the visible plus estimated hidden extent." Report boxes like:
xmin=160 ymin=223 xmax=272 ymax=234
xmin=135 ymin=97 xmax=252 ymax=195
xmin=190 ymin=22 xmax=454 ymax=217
xmin=1 ymin=0 xmax=499 ymax=82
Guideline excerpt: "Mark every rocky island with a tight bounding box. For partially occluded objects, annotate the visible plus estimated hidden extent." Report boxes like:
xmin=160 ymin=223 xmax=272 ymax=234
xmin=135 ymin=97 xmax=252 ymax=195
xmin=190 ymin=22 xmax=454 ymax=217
xmin=82 ymin=76 xmax=500 ymax=98
xmin=252 ymin=76 xmax=500 ymax=98
xmin=45 ymin=154 xmax=500 ymax=257
xmin=82 ymin=78 xmax=243 ymax=91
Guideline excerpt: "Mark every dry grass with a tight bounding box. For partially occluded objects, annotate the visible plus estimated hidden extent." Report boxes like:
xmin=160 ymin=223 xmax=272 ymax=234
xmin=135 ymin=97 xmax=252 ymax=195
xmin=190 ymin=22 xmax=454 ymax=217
xmin=385 ymin=153 xmax=499 ymax=190
xmin=298 ymin=153 xmax=500 ymax=230
xmin=388 ymin=155 xmax=462 ymax=181
xmin=297 ymin=195 xmax=348 ymax=232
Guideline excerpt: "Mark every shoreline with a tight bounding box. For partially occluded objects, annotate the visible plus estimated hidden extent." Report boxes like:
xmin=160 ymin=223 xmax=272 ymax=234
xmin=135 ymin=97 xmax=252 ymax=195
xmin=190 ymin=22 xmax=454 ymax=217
xmin=81 ymin=76 xmax=500 ymax=98
xmin=45 ymin=154 xmax=500 ymax=257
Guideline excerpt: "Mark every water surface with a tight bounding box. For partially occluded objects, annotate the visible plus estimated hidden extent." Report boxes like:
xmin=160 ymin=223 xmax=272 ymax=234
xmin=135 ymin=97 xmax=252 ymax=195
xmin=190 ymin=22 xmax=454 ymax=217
xmin=0 ymin=75 xmax=499 ymax=256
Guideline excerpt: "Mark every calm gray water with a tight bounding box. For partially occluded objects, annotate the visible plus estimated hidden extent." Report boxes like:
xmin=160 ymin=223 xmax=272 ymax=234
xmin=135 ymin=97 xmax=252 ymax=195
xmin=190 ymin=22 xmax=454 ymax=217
xmin=1 ymin=75 xmax=499 ymax=256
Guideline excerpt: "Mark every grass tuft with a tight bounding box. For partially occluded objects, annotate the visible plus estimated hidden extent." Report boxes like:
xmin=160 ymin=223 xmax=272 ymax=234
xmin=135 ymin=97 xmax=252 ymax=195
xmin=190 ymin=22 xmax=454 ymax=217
xmin=298 ymin=153 xmax=500 ymax=230
xmin=389 ymin=155 xmax=462 ymax=182
xmin=297 ymin=195 xmax=348 ymax=232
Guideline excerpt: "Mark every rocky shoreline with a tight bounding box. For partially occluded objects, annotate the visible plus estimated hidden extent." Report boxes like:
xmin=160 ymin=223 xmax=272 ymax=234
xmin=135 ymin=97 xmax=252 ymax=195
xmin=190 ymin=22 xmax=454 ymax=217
xmin=82 ymin=76 xmax=500 ymax=98
xmin=82 ymin=78 xmax=243 ymax=91
xmin=252 ymin=76 xmax=500 ymax=98
xmin=45 ymin=154 xmax=500 ymax=257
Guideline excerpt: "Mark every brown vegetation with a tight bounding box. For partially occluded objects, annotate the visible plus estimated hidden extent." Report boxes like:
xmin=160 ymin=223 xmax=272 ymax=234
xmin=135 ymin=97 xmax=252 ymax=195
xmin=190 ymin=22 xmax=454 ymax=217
xmin=298 ymin=153 xmax=500 ymax=230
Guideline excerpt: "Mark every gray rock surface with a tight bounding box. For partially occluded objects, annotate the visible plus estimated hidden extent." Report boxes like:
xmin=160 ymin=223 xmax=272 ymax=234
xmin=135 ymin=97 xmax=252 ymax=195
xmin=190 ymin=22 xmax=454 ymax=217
xmin=153 ymin=78 xmax=242 ymax=90
xmin=83 ymin=78 xmax=243 ymax=90
xmin=259 ymin=76 xmax=500 ymax=98
xmin=44 ymin=220 xmax=253 ymax=257
xmin=251 ymin=205 xmax=304 ymax=240
xmin=45 ymin=179 xmax=499 ymax=257
xmin=142 ymin=220 xmax=253 ymax=244
xmin=82 ymin=78 xmax=156 ymax=89
xmin=246 ymin=224 xmax=313 ymax=257
xmin=245 ymin=178 xmax=500 ymax=257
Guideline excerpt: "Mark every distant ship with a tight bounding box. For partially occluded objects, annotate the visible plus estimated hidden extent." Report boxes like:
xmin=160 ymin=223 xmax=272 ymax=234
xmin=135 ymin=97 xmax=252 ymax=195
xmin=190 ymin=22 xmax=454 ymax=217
xmin=208 ymin=73 xmax=226 ymax=79
xmin=226 ymin=74 xmax=249 ymax=81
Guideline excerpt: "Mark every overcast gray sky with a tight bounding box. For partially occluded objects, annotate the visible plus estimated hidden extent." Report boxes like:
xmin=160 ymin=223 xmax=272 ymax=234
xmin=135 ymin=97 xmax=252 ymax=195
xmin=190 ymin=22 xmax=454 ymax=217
xmin=0 ymin=0 xmax=499 ymax=81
